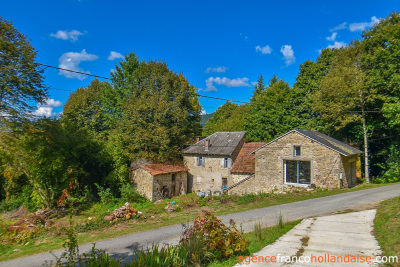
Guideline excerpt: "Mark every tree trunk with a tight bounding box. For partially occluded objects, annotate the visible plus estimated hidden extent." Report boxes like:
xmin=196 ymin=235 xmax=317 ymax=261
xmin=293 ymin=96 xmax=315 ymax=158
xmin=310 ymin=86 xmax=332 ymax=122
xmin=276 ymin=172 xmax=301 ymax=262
xmin=361 ymin=100 xmax=370 ymax=183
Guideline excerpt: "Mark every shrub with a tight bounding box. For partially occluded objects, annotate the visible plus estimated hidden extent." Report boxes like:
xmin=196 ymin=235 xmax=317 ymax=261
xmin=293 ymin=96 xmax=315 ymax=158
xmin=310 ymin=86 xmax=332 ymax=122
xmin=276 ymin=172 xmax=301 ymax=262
xmin=120 ymin=184 xmax=147 ymax=204
xmin=94 ymin=183 xmax=116 ymax=204
xmin=180 ymin=211 xmax=248 ymax=262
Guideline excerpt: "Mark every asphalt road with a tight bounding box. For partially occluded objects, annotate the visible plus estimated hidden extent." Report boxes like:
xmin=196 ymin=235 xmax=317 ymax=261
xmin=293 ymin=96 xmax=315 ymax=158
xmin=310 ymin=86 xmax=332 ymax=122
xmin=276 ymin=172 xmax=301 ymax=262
xmin=2 ymin=184 xmax=399 ymax=267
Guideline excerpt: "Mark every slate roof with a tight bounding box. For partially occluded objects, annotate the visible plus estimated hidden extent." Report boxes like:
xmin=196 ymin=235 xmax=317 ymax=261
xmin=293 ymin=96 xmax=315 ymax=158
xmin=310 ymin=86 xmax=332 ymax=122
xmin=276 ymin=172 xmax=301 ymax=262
xmin=252 ymin=129 xmax=363 ymax=156
xmin=137 ymin=164 xmax=188 ymax=176
xmin=182 ymin=131 xmax=246 ymax=156
xmin=230 ymin=142 xmax=267 ymax=174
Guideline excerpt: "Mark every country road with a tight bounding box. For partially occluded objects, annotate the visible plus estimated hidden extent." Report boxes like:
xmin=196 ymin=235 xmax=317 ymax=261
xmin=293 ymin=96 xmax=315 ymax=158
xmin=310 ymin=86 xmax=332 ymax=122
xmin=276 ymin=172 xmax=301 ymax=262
xmin=2 ymin=184 xmax=399 ymax=267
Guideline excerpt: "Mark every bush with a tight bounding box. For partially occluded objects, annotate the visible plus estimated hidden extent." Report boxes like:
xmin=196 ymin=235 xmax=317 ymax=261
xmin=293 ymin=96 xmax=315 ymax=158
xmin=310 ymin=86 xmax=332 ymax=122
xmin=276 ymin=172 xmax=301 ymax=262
xmin=0 ymin=185 xmax=36 ymax=212
xmin=94 ymin=183 xmax=116 ymax=204
xmin=120 ymin=184 xmax=147 ymax=204
xmin=180 ymin=211 xmax=248 ymax=262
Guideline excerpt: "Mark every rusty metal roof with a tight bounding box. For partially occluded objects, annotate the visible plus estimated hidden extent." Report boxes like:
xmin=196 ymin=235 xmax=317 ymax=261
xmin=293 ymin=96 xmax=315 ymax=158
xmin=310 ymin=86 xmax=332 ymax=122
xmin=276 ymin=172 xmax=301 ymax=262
xmin=182 ymin=131 xmax=246 ymax=156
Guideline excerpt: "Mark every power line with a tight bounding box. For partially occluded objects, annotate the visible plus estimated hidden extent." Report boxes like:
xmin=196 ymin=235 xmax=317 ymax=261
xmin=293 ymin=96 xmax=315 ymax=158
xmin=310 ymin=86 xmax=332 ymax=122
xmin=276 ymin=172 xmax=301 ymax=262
xmin=38 ymin=63 xmax=111 ymax=80
xmin=34 ymin=61 xmax=383 ymax=114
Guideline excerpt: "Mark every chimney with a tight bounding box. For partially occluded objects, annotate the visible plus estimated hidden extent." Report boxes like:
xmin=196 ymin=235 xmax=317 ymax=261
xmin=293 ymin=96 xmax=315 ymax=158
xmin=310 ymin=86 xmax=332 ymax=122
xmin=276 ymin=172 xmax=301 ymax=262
xmin=205 ymin=139 xmax=210 ymax=151
xmin=196 ymin=136 xmax=201 ymax=143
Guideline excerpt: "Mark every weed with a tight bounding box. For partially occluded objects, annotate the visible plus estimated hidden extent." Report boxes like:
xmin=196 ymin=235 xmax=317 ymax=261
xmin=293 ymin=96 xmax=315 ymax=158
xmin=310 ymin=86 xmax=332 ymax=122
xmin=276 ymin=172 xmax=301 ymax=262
xmin=254 ymin=221 xmax=263 ymax=241
xmin=277 ymin=212 xmax=284 ymax=229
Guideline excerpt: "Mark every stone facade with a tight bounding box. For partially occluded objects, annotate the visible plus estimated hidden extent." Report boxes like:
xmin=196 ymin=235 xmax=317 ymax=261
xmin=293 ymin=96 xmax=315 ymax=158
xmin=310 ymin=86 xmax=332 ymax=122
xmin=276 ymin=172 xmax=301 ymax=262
xmin=184 ymin=156 xmax=232 ymax=193
xmin=132 ymin=168 xmax=187 ymax=202
xmin=230 ymin=131 xmax=359 ymax=195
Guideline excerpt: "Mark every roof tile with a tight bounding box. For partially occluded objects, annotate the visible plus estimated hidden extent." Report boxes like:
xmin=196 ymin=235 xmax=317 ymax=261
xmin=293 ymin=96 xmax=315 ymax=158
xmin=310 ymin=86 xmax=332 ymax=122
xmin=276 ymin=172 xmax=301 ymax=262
xmin=230 ymin=142 xmax=266 ymax=174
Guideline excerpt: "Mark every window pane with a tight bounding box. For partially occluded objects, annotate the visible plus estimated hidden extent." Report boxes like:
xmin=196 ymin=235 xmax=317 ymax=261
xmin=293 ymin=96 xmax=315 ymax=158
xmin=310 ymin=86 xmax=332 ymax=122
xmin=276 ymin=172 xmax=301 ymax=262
xmin=298 ymin=161 xmax=311 ymax=184
xmin=286 ymin=161 xmax=298 ymax=183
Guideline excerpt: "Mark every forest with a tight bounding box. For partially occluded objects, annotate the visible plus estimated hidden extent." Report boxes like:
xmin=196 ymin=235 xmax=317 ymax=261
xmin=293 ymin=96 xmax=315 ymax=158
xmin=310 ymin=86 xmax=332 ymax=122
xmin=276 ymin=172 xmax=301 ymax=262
xmin=1 ymin=12 xmax=400 ymax=211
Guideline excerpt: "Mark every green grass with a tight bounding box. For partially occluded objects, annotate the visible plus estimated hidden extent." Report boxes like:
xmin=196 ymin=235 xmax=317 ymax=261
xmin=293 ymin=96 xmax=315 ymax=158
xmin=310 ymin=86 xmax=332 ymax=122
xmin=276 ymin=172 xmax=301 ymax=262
xmin=0 ymin=182 xmax=396 ymax=262
xmin=374 ymin=196 xmax=400 ymax=267
xmin=209 ymin=220 xmax=301 ymax=267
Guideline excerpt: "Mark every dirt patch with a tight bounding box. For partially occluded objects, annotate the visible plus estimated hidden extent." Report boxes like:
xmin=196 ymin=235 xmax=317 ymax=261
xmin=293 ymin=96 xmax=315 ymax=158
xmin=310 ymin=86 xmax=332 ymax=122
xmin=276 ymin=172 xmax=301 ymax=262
xmin=2 ymin=206 xmax=28 ymax=220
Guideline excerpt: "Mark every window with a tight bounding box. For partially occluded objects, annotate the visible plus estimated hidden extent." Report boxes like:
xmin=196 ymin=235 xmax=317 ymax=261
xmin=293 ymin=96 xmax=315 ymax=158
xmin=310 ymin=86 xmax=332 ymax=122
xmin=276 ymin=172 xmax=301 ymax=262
xmin=294 ymin=146 xmax=301 ymax=156
xmin=197 ymin=176 xmax=202 ymax=183
xmin=222 ymin=157 xmax=231 ymax=168
xmin=196 ymin=156 xmax=205 ymax=167
xmin=171 ymin=174 xmax=176 ymax=182
xmin=285 ymin=160 xmax=311 ymax=184
xmin=222 ymin=178 xmax=228 ymax=187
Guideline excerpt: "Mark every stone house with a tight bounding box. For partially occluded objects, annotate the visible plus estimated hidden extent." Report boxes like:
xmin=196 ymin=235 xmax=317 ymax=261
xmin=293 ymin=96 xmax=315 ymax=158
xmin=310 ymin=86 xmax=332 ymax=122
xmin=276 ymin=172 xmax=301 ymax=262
xmin=229 ymin=129 xmax=362 ymax=195
xmin=182 ymin=131 xmax=246 ymax=193
xmin=131 ymin=164 xmax=188 ymax=202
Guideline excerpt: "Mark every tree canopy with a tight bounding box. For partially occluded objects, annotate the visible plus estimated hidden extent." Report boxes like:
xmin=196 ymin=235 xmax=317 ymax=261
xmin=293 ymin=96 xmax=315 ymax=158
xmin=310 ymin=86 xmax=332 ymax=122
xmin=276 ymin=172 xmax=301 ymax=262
xmin=0 ymin=16 xmax=47 ymax=123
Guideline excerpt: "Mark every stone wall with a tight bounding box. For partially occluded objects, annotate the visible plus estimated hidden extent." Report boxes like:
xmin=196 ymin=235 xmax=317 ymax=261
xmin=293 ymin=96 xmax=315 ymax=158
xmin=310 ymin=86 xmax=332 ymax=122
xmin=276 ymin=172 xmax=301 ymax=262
xmin=132 ymin=168 xmax=153 ymax=201
xmin=231 ymin=173 xmax=251 ymax=184
xmin=132 ymin=168 xmax=187 ymax=202
xmin=230 ymin=131 xmax=359 ymax=195
xmin=184 ymin=155 xmax=232 ymax=193
xmin=153 ymin=172 xmax=187 ymax=201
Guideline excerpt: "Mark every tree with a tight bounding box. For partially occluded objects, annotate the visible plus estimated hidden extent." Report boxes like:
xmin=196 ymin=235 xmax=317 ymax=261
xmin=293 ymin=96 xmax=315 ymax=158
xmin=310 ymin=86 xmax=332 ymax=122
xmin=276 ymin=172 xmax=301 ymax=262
xmin=244 ymin=75 xmax=299 ymax=142
xmin=0 ymin=16 xmax=47 ymax=122
xmin=251 ymin=74 xmax=266 ymax=101
xmin=102 ymin=52 xmax=140 ymax=127
xmin=203 ymin=102 xmax=248 ymax=137
xmin=0 ymin=119 xmax=110 ymax=208
xmin=314 ymin=43 xmax=375 ymax=182
xmin=117 ymin=60 xmax=201 ymax=162
xmin=292 ymin=49 xmax=337 ymax=132
xmin=63 ymin=79 xmax=112 ymax=139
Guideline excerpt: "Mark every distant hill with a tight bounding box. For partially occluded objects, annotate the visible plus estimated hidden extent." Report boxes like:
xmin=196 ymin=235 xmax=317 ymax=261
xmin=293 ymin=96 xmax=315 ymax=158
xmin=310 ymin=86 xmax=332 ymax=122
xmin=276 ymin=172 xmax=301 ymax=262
xmin=200 ymin=112 xmax=214 ymax=127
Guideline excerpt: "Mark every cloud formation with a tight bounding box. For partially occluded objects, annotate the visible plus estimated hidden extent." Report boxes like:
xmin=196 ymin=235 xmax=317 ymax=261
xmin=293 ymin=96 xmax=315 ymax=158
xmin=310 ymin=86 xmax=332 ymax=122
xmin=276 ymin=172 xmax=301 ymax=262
xmin=330 ymin=22 xmax=347 ymax=32
xmin=108 ymin=51 xmax=124 ymax=60
xmin=200 ymin=109 xmax=207 ymax=115
xmin=205 ymin=66 xmax=228 ymax=73
xmin=327 ymin=41 xmax=347 ymax=49
xmin=58 ymin=49 xmax=98 ymax=80
xmin=32 ymin=98 xmax=63 ymax=117
xmin=204 ymin=77 xmax=251 ymax=92
xmin=326 ymin=32 xmax=337 ymax=41
xmin=280 ymin=45 xmax=295 ymax=66
xmin=50 ymin=30 xmax=84 ymax=42
xmin=255 ymin=45 xmax=272 ymax=54
xmin=349 ymin=16 xmax=380 ymax=32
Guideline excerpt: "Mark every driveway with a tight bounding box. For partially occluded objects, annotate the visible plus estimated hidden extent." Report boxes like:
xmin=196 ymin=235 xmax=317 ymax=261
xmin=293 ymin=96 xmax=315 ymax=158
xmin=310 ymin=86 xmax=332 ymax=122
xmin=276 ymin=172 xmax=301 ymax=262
xmin=1 ymin=184 xmax=399 ymax=266
xmin=235 ymin=210 xmax=381 ymax=266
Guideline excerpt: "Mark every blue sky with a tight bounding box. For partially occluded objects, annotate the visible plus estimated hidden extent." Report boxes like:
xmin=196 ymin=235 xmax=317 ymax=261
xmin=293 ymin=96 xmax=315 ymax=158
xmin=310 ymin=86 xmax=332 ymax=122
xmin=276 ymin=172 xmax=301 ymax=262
xmin=2 ymin=0 xmax=399 ymax=115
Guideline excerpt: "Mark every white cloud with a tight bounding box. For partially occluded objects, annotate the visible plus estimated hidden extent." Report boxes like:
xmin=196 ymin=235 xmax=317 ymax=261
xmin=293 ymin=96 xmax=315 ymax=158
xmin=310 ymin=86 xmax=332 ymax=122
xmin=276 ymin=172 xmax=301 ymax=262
xmin=108 ymin=51 xmax=124 ymax=60
xmin=44 ymin=98 xmax=63 ymax=107
xmin=58 ymin=49 xmax=98 ymax=80
xmin=50 ymin=30 xmax=84 ymax=42
xmin=330 ymin=22 xmax=347 ymax=32
xmin=326 ymin=32 xmax=337 ymax=41
xmin=33 ymin=107 xmax=54 ymax=117
xmin=204 ymin=77 xmax=251 ymax=92
xmin=349 ymin=16 xmax=380 ymax=32
xmin=255 ymin=45 xmax=272 ymax=55
xmin=200 ymin=109 xmax=207 ymax=115
xmin=32 ymin=98 xmax=63 ymax=117
xmin=327 ymin=41 xmax=347 ymax=49
xmin=205 ymin=66 xmax=228 ymax=73
xmin=280 ymin=45 xmax=295 ymax=66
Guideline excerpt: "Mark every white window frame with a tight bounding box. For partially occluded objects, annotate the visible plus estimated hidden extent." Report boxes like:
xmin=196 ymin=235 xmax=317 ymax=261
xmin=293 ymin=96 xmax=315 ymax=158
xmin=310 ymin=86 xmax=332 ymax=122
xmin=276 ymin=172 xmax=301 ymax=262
xmin=284 ymin=160 xmax=311 ymax=186
xmin=293 ymin=145 xmax=301 ymax=157
xmin=196 ymin=156 xmax=205 ymax=167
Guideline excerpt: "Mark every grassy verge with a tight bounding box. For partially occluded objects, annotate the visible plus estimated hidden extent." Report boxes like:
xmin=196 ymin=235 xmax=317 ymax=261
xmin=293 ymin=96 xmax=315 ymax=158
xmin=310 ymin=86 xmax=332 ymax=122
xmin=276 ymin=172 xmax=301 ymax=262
xmin=374 ymin=196 xmax=400 ymax=267
xmin=0 ymin=182 xmax=396 ymax=262
xmin=209 ymin=220 xmax=301 ymax=267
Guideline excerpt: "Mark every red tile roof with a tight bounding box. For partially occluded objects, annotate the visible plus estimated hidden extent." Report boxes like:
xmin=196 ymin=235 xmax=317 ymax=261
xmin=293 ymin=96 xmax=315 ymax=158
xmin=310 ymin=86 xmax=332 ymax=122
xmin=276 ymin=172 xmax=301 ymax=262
xmin=138 ymin=164 xmax=188 ymax=176
xmin=230 ymin=142 xmax=267 ymax=174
